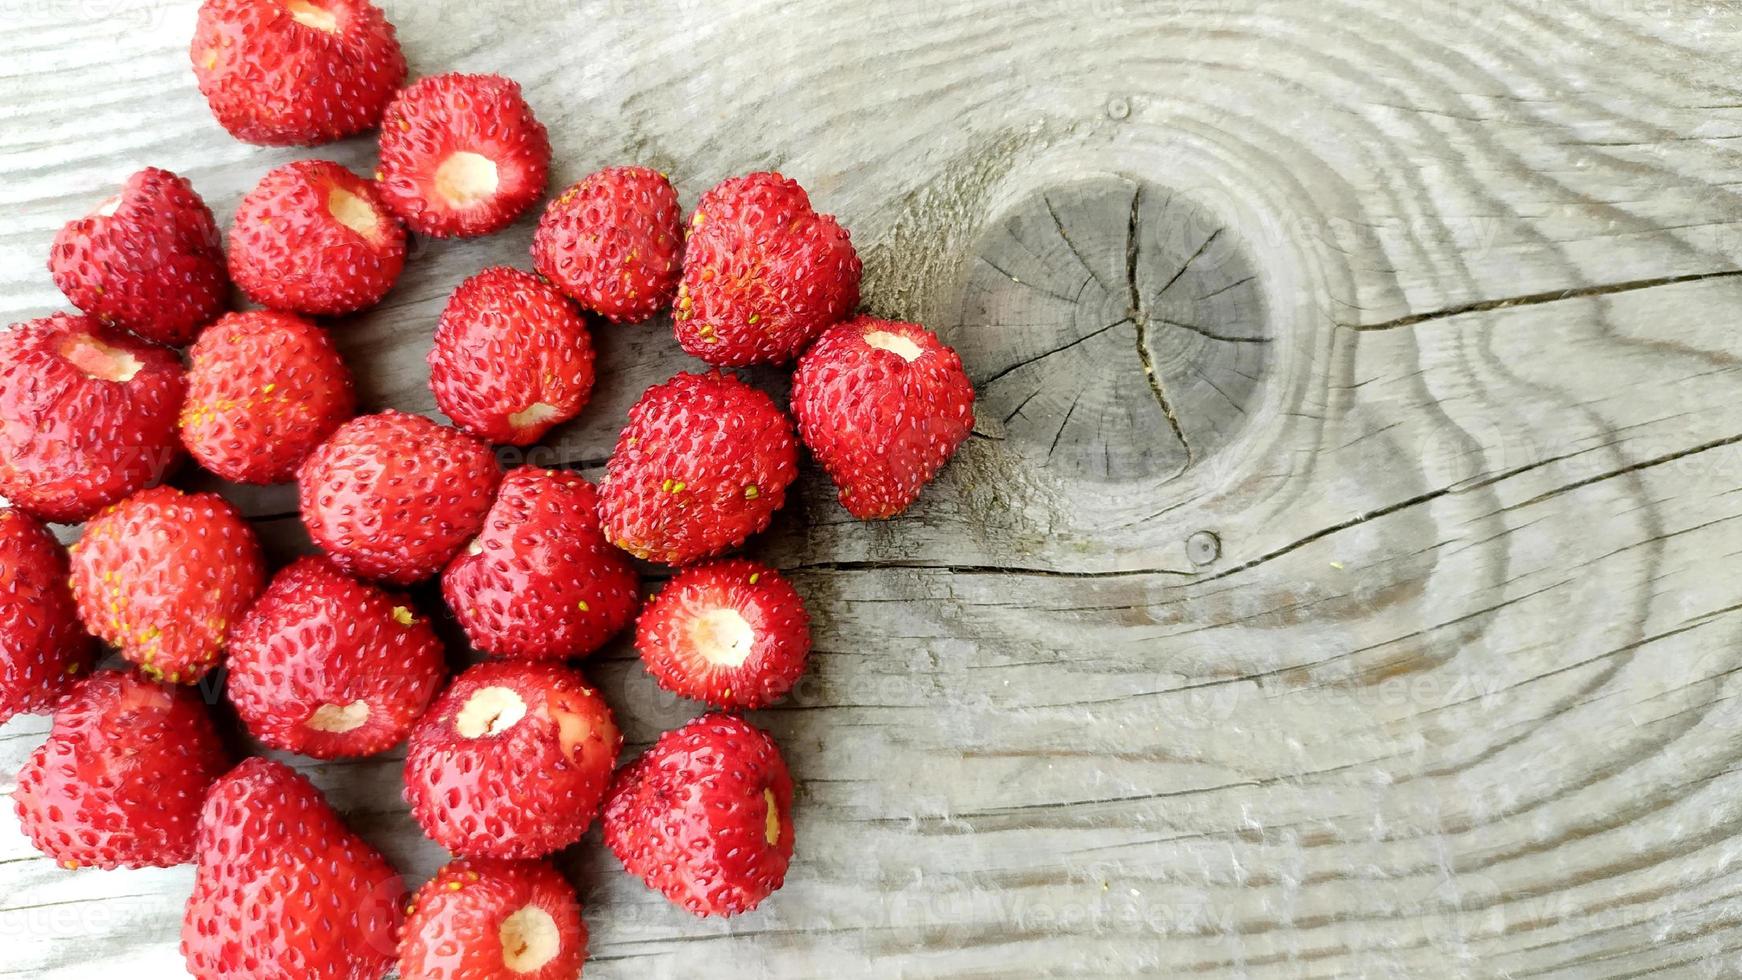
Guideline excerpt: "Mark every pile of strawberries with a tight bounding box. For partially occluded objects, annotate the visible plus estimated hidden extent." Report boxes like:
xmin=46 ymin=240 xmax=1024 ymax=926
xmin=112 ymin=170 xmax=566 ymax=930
xmin=0 ymin=0 xmax=977 ymax=977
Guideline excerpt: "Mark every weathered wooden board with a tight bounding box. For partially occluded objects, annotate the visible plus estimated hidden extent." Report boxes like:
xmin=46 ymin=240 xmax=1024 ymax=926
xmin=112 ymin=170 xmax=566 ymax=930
xmin=6 ymin=0 xmax=1742 ymax=976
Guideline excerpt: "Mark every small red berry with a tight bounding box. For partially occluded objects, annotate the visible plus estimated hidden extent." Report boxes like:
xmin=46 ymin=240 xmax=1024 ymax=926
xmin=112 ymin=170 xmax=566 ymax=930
xmin=181 ymin=311 xmax=356 ymax=484
xmin=227 ymin=556 xmax=447 ymax=759
xmin=376 ymin=73 xmax=551 ymax=238
xmin=229 ymin=159 xmax=407 ymax=316
xmin=532 ymin=166 xmax=683 ymax=323
xmin=49 ymin=167 xmax=228 ymax=345
xmin=398 ymin=859 xmax=588 ymax=980
xmin=637 ymin=559 xmax=810 ymax=709
xmin=427 ymin=267 xmax=596 ymax=446
xmin=0 ymin=509 xmax=96 ymax=723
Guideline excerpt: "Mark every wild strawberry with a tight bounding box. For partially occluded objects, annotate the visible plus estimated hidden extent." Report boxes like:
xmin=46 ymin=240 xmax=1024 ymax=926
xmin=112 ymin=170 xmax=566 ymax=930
xmin=603 ymin=713 xmax=795 ymax=917
xmin=0 ymin=509 xmax=96 ymax=723
xmin=49 ymin=167 xmax=227 ymax=345
xmin=228 ymin=159 xmax=407 ymax=316
xmin=376 ymin=73 xmax=551 ymax=238
xmin=791 ymin=316 xmax=975 ymax=519
xmin=637 ymin=560 xmax=809 ymax=709
xmin=532 ymin=166 xmax=683 ymax=323
xmin=182 ymin=758 xmax=404 ymax=980
xmin=599 ymin=371 xmax=798 ymax=565
xmin=443 ymin=468 xmax=639 ymax=660
xmin=427 ymin=267 xmax=595 ymax=446
xmin=398 ymin=859 xmax=587 ymax=980
xmin=227 ymin=556 xmax=446 ymax=759
xmin=13 ymin=671 xmax=228 ymax=870
xmin=404 ymin=661 xmax=620 ymax=859
xmin=0 ymin=314 xmax=184 ymax=524
xmin=181 ymin=311 xmax=356 ymax=484
xmin=191 ymin=0 xmax=406 ymax=146
xmin=299 ymin=411 xmax=502 ymax=584
xmin=674 ymin=172 xmax=860 ymax=365
xmin=69 ymin=486 xmax=265 ymax=684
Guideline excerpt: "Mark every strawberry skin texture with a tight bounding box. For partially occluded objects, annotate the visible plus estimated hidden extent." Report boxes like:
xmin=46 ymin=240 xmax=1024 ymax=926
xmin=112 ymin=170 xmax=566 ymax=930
xmin=532 ymin=166 xmax=683 ymax=323
xmin=637 ymin=559 xmax=810 ymax=709
xmin=603 ymin=713 xmax=795 ymax=917
xmin=191 ymin=0 xmax=406 ymax=146
xmin=674 ymin=171 xmax=861 ymax=365
xmin=599 ymin=371 xmax=798 ymax=565
xmin=182 ymin=758 xmax=405 ymax=980
xmin=791 ymin=316 xmax=975 ymax=519
xmin=442 ymin=468 xmax=639 ymax=660
xmin=299 ymin=411 xmax=503 ymax=584
xmin=229 ymin=159 xmax=407 ymax=316
xmin=377 ymin=73 xmax=552 ymax=238
xmin=227 ymin=556 xmax=446 ymax=759
xmin=49 ymin=167 xmax=228 ymax=345
xmin=70 ymin=486 xmax=265 ymax=684
xmin=13 ymin=671 xmax=228 ymax=870
xmin=427 ymin=267 xmax=596 ymax=446
xmin=0 ymin=509 xmax=95 ymax=723
xmin=405 ymin=661 xmax=620 ymax=859
xmin=0 ymin=314 xmax=184 ymax=524
xmin=398 ymin=858 xmax=588 ymax=980
xmin=182 ymin=311 xmax=356 ymax=484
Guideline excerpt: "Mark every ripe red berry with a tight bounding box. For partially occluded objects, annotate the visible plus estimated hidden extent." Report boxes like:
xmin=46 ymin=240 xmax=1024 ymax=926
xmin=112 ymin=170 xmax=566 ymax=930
xmin=49 ymin=167 xmax=227 ymax=345
xmin=405 ymin=661 xmax=620 ymax=859
xmin=376 ymin=73 xmax=551 ymax=238
xmin=182 ymin=758 xmax=404 ymax=980
xmin=599 ymin=371 xmax=798 ymax=565
xmin=227 ymin=556 xmax=446 ymax=759
xmin=191 ymin=0 xmax=406 ymax=146
xmin=181 ymin=311 xmax=356 ymax=484
xmin=0 ymin=314 xmax=184 ymax=523
xmin=603 ymin=713 xmax=795 ymax=917
xmin=674 ymin=172 xmax=860 ymax=365
xmin=69 ymin=486 xmax=265 ymax=684
xmin=299 ymin=411 xmax=503 ymax=584
xmin=427 ymin=267 xmax=595 ymax=446
xmin=442 ymin=468 xmax=639 ymax=660
xmin=792 ymin=316 xmax=976 ymax=519
xmin=398 ymin=859 xmax=588 ymax=980
xmin=0 ymin=509 xmax=96 ymax=723
xmin=229 ymin=159 xmax=407 ymax=316
xmin=13 ymin=671 xmax=228 ymax=870
xmin=637 ymin=560 xmax=810 ymax=709
xmin=532 ymin=166 xmax=683 ymax=323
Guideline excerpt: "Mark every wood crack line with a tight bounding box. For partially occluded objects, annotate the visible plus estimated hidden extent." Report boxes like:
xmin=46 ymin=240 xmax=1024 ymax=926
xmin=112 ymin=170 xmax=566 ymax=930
xmin=1344 ymin=268 xmax=1742 ymax=332
xmin=1126 ymin=186 xmax=1194 ymax=466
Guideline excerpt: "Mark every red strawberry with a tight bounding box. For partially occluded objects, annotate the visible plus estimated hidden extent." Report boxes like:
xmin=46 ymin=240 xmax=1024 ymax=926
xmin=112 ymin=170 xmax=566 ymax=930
xmin=398 ymin=859 xmax=587 ymax=980
xmin=376 ymin=73 xmax=551 ymax=238
xmin=69 ymin=486 xmax=265 ymax=684
xmin=532 ymin=166 xmax=683 ymax=323
xmin=228 ymin=159 xmax=407 ymax=316
xmin=299 ymin=411 xmax=502 ymax=584
xmin=603 ymin=713 xmax=795 ymax=917
xmin=637 ymin=560 xmax=810 ymax=709
xmin=674 ymin=172 xmax=860 ymax=365
xmin=791 ymin=316 xmax=975 ymax=519
xmin=599 ymin=371 xmax=798 ymax=565
xmin=0 ymin=509 xmax=96 ymax=723
xmin=182 ymin=758 xmax=404 ymax=980
xmin=404 ymin=661 xmax=620 ymax=859
xmin=227 ymin=556 xmax=446 ymax=759
xmin=181 ymin=311 xmax=356 ymax=484
xmin=49 ymin=167 xmax=228 ymax=345
xmin=443 ymin=468 xmax=639 ymax=660
xmin=427 ymin=267 xmax=596 ymax=446
xmin=0 ymin=314 xmax=184 ymax=523
xmin=191 ymin=0 xmax=406 ymax=146
xmin=13 ymin=671 xmax=228 ymax=870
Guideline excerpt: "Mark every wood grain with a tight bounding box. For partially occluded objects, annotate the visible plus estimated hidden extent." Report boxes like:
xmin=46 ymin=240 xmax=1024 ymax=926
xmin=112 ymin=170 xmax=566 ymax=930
xmin=6 ymin=0 xmax=1742 ymax=976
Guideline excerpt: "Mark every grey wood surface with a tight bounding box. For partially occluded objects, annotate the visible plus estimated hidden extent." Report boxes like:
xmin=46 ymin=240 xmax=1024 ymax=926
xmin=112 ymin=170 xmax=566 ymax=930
xmin=5 ymin=0 xmax=1742 ymax=976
